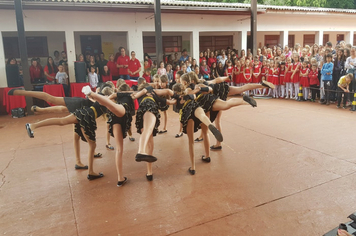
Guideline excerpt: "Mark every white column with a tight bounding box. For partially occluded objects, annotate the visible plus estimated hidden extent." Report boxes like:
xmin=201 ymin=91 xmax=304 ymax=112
xmin=65 ymin=30 xmax=76 ymax=83
xmin=238 ymin=30 xmax=247 ymax=52
xmin=0 ymin=32 xmax=7 ymax=87
xmin=280 ymin=30 xmax=289 ymax=48
xmin=190 ymin=30 xmax=199 ymax=60
xmin=346 ymin=31 xmax=354 ymax=45
xmin=127 ymin=29 xmax=144 ymax=73
xmin=315 ymin=30 xmax=323 ymax=46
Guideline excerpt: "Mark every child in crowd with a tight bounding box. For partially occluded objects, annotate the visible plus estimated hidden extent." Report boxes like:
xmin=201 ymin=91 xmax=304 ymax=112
xmin=291 ymin=53 xmax=301 ymax=100
xmin=55 ymin=65 xmax=69 ymax=96
xmin=271 ymin=61 xmax=280 ymax=98
xmin=88 ymin=66 xmax=98 ymax=90
xmin=143 ymin=69 xmax=151 ymax=83
xmin=157 ymin=61 xmax=167 ymax=75
xmin=299 ymin=61 xmax=310 ymax=101
xmin=225 ymin=60 xmax=233 ymax=86
xmin=252 ymin=57 xmax=261 ymax=94
xmin=279 ymin=62 xmax=286 ymax=98
xmin=233 ymin=60 xmax=241 ymax=86
xmin=308 ymin=64 xmax=319 ymax=102
xmin=320 ymin=54 xmax=334 ymax=105
xmin=243 ymin=59 xmax=252 ymax=96
xmin=337 ymin=73 xmax=353 ymax=108
xmin=285 ymin=57 xmax=293 ymax=99
xmin=261 ymin=60 xmax=269 ymax=95
xmin=101 ymin=65 xmax=112 ymax=82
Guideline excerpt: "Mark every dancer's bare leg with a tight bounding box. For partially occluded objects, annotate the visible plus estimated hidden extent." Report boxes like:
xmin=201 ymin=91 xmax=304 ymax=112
xmin=213 ymin=111 xmax=222 ymax=148
xmin=187 ymin=119 xmax=195 ymax=171
xmin=81 ymin=128 xmax=99 ymax=176
xmin=201 ymin=124 xmax=210 ymax=158
xmin=211 ymin=98 xmax=249 ymax=111
xmin=113 ymin=124 xmax=125 ymax=182
xmin=162 ymin=110 xmax=167 ymax=131
xmin=89 ymin=93 xmax=125 ymax=118
xmin=194 ymin=107 xmax=213 ymax=127
xmin=12 ymin=90 xmax=66 ymax=106
xmin=30 ymin=114 xmax=77 ymax=131
xmin=146 ymin=134 xmax=154 ymax=176
xmin=138 ymin=112 xmax=156 ymax=155
xmin=106 ymin=123 xmax=112 ymax=147
xmin=73 ymin=131 xmax=85 ymax=167
xmin=33 ymin=106 xmax=68 ymax=114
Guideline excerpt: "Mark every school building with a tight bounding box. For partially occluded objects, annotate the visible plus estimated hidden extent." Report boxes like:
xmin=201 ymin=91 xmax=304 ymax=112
xmin=1 ymin=0 xmax=356 ymax=88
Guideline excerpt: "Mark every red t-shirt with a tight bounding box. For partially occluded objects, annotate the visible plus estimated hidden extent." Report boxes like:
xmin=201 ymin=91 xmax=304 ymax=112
xmin=128 ymin=58 xmax=141 ymax=77
xmin=106 ymin=61 xmax=120 ymax=77
xmin=308 ymin=70 xmax=319 ymax=86
xmin=199 ymin=57 xmax=206 ymax=64
xmin=29 ymin=65 xmax=42 ymax=82
xmin=101 ymin=74 xmax=112 ymax=82
xmin=207 ymin=58 xmax=216 ymax=68
xmin=44 ymin=65 xmax=57 ymax=82
xmin=143 ymin=74 xmax=151 ymax=83
xmin=117 ymin=55 xmax=130 ymax=75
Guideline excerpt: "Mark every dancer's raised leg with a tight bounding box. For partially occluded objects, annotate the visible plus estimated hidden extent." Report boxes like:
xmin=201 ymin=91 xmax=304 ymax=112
xmin=11 ymin=90 xmax=66 ymax=106
xmin=30 ymin=114 xmax=77 ymax=131
xmin=32 ymin=105 xmax=68 ymax=114
xmin=194 ymin=107 xmax=223 ymax=142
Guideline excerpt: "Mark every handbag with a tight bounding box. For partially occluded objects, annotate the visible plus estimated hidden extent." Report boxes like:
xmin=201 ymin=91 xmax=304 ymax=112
xmin=11 ymin=108 xmax=26 ymax=118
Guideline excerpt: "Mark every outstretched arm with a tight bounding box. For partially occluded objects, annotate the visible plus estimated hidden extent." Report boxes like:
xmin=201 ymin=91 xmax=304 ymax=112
xmin=153 ymin=88 xmax=174 ymax=97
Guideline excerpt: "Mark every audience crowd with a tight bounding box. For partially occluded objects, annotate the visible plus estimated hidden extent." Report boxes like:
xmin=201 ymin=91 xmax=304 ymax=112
xmin=5 ymin=41 xmax=356 ymax=110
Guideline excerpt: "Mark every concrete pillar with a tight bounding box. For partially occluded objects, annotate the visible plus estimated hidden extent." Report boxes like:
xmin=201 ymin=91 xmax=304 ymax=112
xmin=346 ymin=31 xmax=354 ymax=45
xmin=65 ymin=30 xmax=76 ymax=83
xmin=0 ymin=32 xmax=7 ymax=87
xmin=280 ymin=30 xmax=289 ymax=48
xmin=190 ymin=30 xmax=200 ymax=60
xmin=315 ymin=30 xmax=323 ymax=46
xmin=238 ymin=30 xmax=247 ymax=52
xmin=127 ymin=29 xmax=144 ymax=70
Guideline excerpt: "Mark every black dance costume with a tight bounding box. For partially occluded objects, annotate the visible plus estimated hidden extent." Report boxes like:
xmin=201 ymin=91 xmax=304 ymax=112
xmin=73 ymin=101 xmax=106 ymax=142
xmin=64 ymin=97 xmax=94 ymax=113
xmin=174 ymin=94 xmax=202 ymax=134
xmin=107 ymin=93 xmax=135 ymax=139
xmin=135 ymin=95 xmax=161 ymax=137
xmin=205 ymin=81 xmax=230 ymax=122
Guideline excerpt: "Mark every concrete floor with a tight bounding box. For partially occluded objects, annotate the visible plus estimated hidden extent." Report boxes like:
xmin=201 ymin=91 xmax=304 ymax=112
xmin=1 ymin=98 xmax=356 ymax=236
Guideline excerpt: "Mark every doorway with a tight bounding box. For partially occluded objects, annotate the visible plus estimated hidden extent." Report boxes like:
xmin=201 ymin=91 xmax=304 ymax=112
xmin=80 ymin=35 xmax=102 ymax=55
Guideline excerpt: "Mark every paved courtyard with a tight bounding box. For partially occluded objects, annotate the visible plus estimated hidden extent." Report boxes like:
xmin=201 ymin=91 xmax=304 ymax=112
xmin=1 ymin=98 xmax=356 ymax=235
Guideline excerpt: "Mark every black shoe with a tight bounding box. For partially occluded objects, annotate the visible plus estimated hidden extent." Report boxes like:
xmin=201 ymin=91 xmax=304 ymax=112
xmin=261 ymin=81 xmax=275 ymax=89
xmin=8 ymin=87 xmax=24 ymax=95
xmin=194 ymin=138 xmax=203 ymax=142
xmin=208 ymin=124 xmax=223 ymax=142
xmin=135 ymin=153 xmax=157 ymax=163
xmin=75 ymin=164 xmax=88 ymax=170
xmin=87 ymin=172 xmax=104 ymax=180
xmin=94 ymin=153 xmax=102 ymax=158
xmin=158 ymin=130 xmax=167 ymax=134
xmin=188 ymin=167 xmax=195 ymax=175
xmin=210 ymin=145 xmax=222 ymax=150
xmin=129 ymin=136 xmax=135 ymax=142
xmin=146 ymin=174 xmax=153 ymax=181
xmin=117 ymin=177 xmax=128 ymax=187
xmin=337 ymin=105 xmax=340 ymax=109
xmin=243 ymin=95 xmax=257 ymax=107
xmin=202 ymin=155 xmax=211 ymax=163
xmin=175 ymin=132 xmax=183 ymax=138
xmin=25 ymin=123 xmax=34 ymax=138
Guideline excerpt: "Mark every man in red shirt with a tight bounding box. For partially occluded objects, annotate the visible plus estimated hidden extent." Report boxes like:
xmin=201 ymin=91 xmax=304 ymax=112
xmin=128 ymin=51 xmax=141 ymax=80
xmin=116 ymin=47 xmax=130 ymax=80
xmin=29 ymin=58 xmax=43 ymax=83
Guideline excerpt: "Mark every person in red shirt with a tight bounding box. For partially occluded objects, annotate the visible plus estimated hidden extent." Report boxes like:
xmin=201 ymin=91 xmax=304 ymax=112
xmin=199 ymin=52 xmax=206 ymax=65
xmin=308 ymin=64 xmax=320 ymax=102
xmin=43 ymin=57 xmax=58 ymax=83
xmin=29 ymin=58 xmax=43 ymax=83
xmin=128 ymin=51 xmax=141 ymax=80
xmin=207 ymin=51 xmax=216 ymax=68
xmin=116 ymin=47 xmax=130 ymax=80
xmin=142 ymin=69 xmax=151 ymax=83
xmin=101 ymin=65 xmax=112 ymax=82
xmin=107 ymin=54 xmax=120 ymax=80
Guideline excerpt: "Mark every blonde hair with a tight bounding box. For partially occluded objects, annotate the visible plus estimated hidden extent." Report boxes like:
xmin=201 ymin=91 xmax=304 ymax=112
xmin=116 ymin=79 xmax=126 ymax=88
xmin=152 ymin=74 xmax=160 ymax=82
xmin=160 ymin=74 xmax=168 ymax=83
xmin=180 ymin=73 xmax=190 ymax=84
xmin=106 ymin=81 xmax=115 ymax=89
xmin=138 ymin=83 xmax=150 ymax=91
xmin=346 ymin=73 xmax=354 ymax=80
xmin=172 ymin=83 xmax=184 ymax=94
xmin=119 ymin=83 xmax=130 ymax=92
xmin=188 ymin=71 xmax=199 ymax=84
xmin=101 ymin=86 xmax=114 ymax=96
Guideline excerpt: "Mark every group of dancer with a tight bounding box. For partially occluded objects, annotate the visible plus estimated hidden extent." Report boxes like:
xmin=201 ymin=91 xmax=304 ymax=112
xmin=8 ymin=72 xmax=274 ymax=186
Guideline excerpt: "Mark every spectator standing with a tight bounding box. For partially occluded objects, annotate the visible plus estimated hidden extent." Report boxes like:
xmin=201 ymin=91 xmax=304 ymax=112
xmin=320 ymin=54 xmax=334 ymax=105
xmin=117 ymin=47 xmax=130 ymax=80
xmin=53 ymin=50 xmax=61 ymax=67
xmin=179 ymin=49 xmax=189 ymax=64
xmin=58 ymin=51 xmax=68 ymax=74
xmin=107 ymin=54 xmax=120 ymax=80
xmin=44 ymin=56 xmax=58 ymax=83
xmin=55 ymin=65 xmax=69 ymax=97
xmin=345 ymin=47 xmax=356 ymax=103
xmin=97 ymin=52 xmax=108 ymax=78
xmin=88 ymin=66 xmax=98 ymax=89
xmin=199 ymin=52 xmax=206 ymax=64
xmin=207 ymin=51 xmax=216 ymax=68
xmin=101 ymin=65 xmax=112 ymax=82
xmin=87 ymin=55 xmax=99 ymax=75
xmin=29 ymin=58 xmax=43 ymax=83
xmin=128 ymin=51 xmax=141 ymax=80
xmin=331 ymin=49 xmax=345 ymax=101
xmin=200 ymin=60 xmax=210 ymax=80
xmin=219 ymin=50 xmax=227 ymax=66
xmin=166 ymin=64 xmax=173 ymax=84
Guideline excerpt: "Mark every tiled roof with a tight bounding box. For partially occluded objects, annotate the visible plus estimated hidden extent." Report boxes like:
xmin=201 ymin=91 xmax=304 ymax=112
xmin=5 ymin=0 xmax=356 ymax=14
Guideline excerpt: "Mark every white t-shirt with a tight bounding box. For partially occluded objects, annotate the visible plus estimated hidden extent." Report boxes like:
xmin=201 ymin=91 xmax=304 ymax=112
xmin=88 ymin=72 xmax=98 ymax=88
xmin=55 ymin=72 xmax=68 ymax=84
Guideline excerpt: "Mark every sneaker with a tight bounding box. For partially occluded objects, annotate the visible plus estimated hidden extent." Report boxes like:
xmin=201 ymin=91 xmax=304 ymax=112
xmin=310 ymin=99 xmax=314 ymax=102
xmin=336 ymin=105 xmax=340 ymax=109
xmin=343 ymin=106 xmax=347 ymax=109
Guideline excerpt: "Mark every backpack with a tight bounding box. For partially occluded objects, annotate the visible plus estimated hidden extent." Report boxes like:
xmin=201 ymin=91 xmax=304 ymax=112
xmin=11 ymin=108 xmax=26 ymax=118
